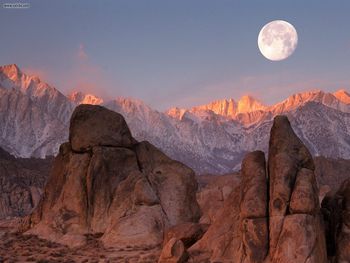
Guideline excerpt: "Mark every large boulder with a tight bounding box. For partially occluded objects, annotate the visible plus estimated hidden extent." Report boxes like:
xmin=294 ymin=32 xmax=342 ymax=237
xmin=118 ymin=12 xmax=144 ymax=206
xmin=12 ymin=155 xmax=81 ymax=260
xmin=69 ymin=104 xmax=134 ymax=152
xmin=188 ymin=115 xmax=328 ymax=263
xmin=26 ymin=104 xmax=200 ymax=248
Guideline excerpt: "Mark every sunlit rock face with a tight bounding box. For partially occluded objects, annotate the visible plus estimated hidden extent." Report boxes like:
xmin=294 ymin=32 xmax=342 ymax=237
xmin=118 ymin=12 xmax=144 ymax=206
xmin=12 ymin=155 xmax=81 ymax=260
xmin=333 ymin=89 xmax=350 ymax=104
xmin=190 ymin=95 xmax=266 ymax=117
xmin=192 ymin=98 xmax=236 ymax=117
xmin=26 ymin=104 xmax=200 ymax=248
xmin=0 ymin=64 xmax=73 ymax=124
xmin=68 ymin=91 xmax=104 ymax=105
xmin=0 ymin=64 xmax=73 ymax=158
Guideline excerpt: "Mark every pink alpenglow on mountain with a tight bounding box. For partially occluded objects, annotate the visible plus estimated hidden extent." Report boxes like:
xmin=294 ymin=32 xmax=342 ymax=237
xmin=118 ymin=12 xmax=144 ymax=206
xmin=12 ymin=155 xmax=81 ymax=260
xmin=0 ymin=65 xmax=349 ymax=174
xmin=68 ymin=91 xmax=104 ymax=105
xmin=333 ymin=89 xmax=350 ymax=104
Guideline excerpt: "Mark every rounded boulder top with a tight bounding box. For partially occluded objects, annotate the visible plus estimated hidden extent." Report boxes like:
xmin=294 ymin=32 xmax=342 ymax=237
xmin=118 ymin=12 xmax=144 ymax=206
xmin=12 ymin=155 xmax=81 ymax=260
xmin=69 ymin=104 xmax=134 ymax=152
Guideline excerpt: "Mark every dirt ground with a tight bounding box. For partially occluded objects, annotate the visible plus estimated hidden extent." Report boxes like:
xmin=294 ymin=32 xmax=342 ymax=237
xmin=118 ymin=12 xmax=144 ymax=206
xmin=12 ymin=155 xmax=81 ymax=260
xmin=0 ymin=228 xmax=161 ymax=263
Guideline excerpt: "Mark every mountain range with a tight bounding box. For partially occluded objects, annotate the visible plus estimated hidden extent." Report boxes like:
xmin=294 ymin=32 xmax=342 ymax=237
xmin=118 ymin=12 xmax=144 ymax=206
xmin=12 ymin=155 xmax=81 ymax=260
xmin=0 ymin=64 xmax=349 ymax=174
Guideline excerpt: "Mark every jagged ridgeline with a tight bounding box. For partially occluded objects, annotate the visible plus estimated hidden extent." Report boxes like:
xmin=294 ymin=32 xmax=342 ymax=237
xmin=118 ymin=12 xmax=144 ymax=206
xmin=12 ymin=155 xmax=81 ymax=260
xmin=0 ymin=64 xmax=349 ymax=174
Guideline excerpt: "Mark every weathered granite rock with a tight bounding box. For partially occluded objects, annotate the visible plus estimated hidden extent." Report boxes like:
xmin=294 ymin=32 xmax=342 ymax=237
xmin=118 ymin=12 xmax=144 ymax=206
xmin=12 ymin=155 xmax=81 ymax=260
xmin=0 ymin=147 xmax=51 ymax=219
xmin=268 ymin=116 xmax=316 ymax=257
xmin=26 ymin=104 xmax=200 ymax=248
xmin=239 ymin=151 xmax=268 ymax=263
xmin=163 ymin=222 xmax=208 ymax=249
xmin=69 ymin=104 xmax=134 ymax=152
xmin=188 ymin=115 xmax=328 ymax=263
xmin=196 ymin=174 xmax=238 ymax=225
xmin=158 ymin=238 xmax=188 ymax=263
xmin=188 ymin=151 xmax=266 ymax=262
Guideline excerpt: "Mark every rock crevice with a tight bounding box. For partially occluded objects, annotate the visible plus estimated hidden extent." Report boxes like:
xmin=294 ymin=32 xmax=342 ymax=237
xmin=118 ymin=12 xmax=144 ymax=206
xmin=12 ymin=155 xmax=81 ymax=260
xmin=26 ymin=104 xmax=201 ymax=248
xmin=188 ymin=115 xmax=328 ymax=263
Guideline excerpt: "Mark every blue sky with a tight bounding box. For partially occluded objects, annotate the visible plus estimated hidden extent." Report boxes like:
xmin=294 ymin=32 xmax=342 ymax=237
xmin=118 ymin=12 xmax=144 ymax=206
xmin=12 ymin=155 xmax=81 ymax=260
xmin=1 ymin=0 xmax=350 ymax=110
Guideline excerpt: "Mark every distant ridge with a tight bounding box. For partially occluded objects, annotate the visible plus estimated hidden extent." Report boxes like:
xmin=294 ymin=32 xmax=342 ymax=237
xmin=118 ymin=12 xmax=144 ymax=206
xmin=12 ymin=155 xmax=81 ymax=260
xmin=0 ymin=64 xmax=349 ymax=174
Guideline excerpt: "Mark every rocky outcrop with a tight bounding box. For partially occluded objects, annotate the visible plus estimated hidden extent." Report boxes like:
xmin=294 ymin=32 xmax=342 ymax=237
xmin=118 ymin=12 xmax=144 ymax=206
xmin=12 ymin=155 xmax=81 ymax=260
xmin=158 ymin=238 xmax=188 ymax=263
xmin=239 ymin=151 xmax=268 ymax=263
xmin=26 ymin=104 xmax=200 ymax=248
xmin=322 ymin=179 xmax=350 ymax=262
xmin=188 ymin=152 xmax=266 ymax=262
xmin=315 ymin=156 xmax=350 ymax=191
xmin=267 ymin=116 xmax=326 ymax=263
xmin=196 ymin=174 xmax=239 ymax=224
xmin=188 ymin=115 xmax=328 ymax=263
xmin=69 ymin=104 xmax=134 ymax=152
xmin=162 ymin=222 xmax=208 ymax=249
xmin=0 ymin=147 xmax=51 ymax=219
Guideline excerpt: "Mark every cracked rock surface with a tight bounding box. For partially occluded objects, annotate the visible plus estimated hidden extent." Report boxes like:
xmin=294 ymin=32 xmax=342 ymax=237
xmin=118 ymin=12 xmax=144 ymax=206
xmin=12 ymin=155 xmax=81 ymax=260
xmin=0 ymin=148 xmax=52 ymax=219
xmin=188 ymin=115 xmax=328 ymax=263
xmin=25 ymin=104 xmax=201 ymax=248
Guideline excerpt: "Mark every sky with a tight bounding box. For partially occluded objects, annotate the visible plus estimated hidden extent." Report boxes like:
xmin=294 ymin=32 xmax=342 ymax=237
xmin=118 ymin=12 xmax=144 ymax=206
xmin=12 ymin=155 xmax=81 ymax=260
xmin=1 ymin=0 xmax=350 ymax=110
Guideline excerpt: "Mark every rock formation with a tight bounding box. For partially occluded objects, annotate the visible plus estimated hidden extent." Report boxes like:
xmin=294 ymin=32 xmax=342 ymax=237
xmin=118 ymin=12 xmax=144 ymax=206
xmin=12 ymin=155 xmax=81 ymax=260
xmin=267 ymin=116 xmax=326 ymax=263
xmin=0 ymin=147 xmax=51 ymax=219
xmin=322 ymin=179 xmax=350 ymax=262
xmin=315 ymin=156 xmax=350 ymax=191
xmin=196 ymin=173 xmax=239 ymax=225
xmin=26 ymin=104 xmax=200 ymax=248
xmin=188 ymin=115 xmax=328 ymax=263
xmin=0 ymin=104 xmax=348 ymax=262
xmin=158 ymin=238 xmax=189 ymax=263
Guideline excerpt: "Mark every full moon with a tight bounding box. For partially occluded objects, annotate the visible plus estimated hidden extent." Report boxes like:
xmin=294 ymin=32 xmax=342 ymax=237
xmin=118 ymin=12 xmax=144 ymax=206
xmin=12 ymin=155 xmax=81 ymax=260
xmin=258 ymin=20 xmax=298 ymax=61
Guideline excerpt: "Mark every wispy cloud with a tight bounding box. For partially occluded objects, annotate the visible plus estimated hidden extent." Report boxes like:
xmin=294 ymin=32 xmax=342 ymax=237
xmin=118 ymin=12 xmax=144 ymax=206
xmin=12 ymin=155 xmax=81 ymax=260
xmin=66 ymin=44 xmax=114 ymax=99
xmin=22 ymin=67 xmax=48 ymax=80
xmin=77 ymin=44 xmax=88 ymax=60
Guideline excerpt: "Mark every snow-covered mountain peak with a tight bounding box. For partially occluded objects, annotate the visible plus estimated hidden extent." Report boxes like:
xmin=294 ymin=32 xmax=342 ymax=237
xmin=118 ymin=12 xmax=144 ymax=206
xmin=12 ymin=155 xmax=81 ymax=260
xmin=166 ymin=107 xmax=187 ymax=119
xmin=68 ymin=91 xmax=104 ymax=105
xmin=236 ymin=95 xmax=266 ymax=114
xmin=113 ymin=96 xmax=151 ymax=109
xmin=165 ymin=89 xmax=349 ymax=125
xmin=0 ymin=63 xmax=349 ymax=175
xmin=105 ymin=97 xmax=156 ymax=117
xmin=192 ymin=98 xmax=236 ymax=117
xmin=0 ymin=64 xmax=22 ymax=81
xmin=270 ymin=89 xmax=350 ymax=114
xmin=0 ymin=65 xmax=74 ymax=124
xmin=333 ymin=89 xmax=350 ymax=104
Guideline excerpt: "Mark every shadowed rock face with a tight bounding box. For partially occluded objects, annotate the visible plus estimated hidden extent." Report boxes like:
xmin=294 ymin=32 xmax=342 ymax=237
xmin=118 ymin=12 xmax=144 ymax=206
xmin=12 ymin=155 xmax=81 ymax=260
xmin=26 ymin=104 xmax=200 ymax=248
xmin=322 ymin=179 xmax=350 ymax=262
xmin=188 ymin=115 xmax=328 ymax=263
xmin=69 ymin=104 xmax=134 ymax=152
xmin=0 ymin=148 xmax=52 ymax=219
